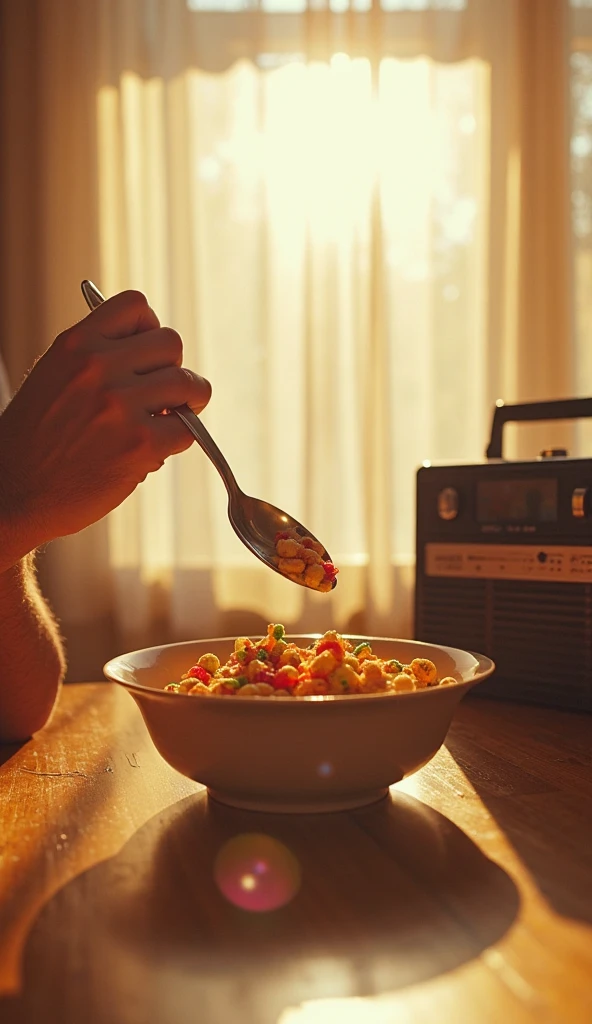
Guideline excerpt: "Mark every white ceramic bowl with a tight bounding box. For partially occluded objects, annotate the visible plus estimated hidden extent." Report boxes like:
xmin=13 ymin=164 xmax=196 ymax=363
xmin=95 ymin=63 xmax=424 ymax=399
xmin=104 ymin=635 xmax=494 ymax=813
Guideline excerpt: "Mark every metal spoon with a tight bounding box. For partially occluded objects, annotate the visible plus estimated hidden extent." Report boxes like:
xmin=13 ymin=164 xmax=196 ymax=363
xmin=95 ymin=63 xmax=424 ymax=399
xmin=81 ymin=280 xmax=337 ymax=591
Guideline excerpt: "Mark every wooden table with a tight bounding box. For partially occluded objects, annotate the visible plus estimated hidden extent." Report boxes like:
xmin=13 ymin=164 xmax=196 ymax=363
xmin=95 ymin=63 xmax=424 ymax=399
xmin=0 ymin=684 xmax=590 ymax=1024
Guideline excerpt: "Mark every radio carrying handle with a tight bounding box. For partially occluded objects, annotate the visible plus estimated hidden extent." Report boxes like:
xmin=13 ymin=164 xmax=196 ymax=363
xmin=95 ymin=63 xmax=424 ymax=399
xmin=486 ymin=397 xmax=592 ymax=460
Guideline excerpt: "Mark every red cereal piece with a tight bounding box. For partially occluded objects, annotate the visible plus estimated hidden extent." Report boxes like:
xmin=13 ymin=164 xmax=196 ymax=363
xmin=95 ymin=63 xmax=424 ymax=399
xmin=322 ymin=562 xmax=339 ymax=579
xmin=316 ymin=640 xmax=344 ymax=662
xmin=275 ymin=531 xmax=290 ymax=543
xmin=271 ymin=672 xmax=295 ymax=691
xmin=253 ymin=669 xmax=277 ymax=686
xmin=187 ymin=665 xmax=212 ymax=685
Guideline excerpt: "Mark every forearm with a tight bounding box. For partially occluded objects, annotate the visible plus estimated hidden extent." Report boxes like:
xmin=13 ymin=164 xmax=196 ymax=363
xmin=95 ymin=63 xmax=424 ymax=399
xmin=0 ymin=553 xmax=66 ymax=743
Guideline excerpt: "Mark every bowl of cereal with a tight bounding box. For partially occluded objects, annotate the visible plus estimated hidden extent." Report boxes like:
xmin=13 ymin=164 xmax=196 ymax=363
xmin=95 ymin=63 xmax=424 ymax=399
xmin=104 ymin=626 xmax=494 ymax=813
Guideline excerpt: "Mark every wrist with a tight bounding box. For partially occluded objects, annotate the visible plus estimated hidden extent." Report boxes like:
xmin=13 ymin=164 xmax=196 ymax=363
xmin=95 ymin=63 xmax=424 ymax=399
xmin=0 ymin=491 xmax=38 ymax=573
xmin=0 ymin=437 xmax=43 ymax=569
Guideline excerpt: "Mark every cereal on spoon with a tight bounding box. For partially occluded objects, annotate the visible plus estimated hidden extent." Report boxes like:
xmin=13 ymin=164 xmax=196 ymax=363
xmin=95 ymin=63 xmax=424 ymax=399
xmin=274 ymin=528 xmax=338 ymax=592
xmin=164 ymin=624 xmax=456 ymax=697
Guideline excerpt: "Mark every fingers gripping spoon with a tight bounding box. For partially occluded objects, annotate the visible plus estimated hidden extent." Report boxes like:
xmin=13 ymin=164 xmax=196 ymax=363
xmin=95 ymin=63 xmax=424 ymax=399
xmin=80 ymin=280 xmax=337 ymax=591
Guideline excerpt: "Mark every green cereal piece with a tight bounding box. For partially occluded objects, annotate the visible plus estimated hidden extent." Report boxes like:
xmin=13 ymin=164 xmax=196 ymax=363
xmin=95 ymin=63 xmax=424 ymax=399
xmin=273 ymin=624 xmax=286 ymax=640
xmin=257 ymin=648 xmax=269 ymax=661
xmin=353 ymin=642 xmax=372 ymax=656
xmin=386 ymin=659 xmax=403 ymax=673
xmin=226 ymin=678 xmax=241 ymax=689
xmin=236 ymin=649 xmax=248 ymax=664
xmin=236 ymin=675 xmax=249 ymax=687
xmin=164 ymin=682 xmax=181 ymax=692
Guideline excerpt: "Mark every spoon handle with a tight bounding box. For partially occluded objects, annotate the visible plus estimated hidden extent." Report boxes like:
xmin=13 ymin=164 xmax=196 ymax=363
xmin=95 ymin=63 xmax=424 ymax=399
xmin=80 ymin=280 xmax=242 ymax=501
xmin=173 ymin=406 xmax=241 ymax=499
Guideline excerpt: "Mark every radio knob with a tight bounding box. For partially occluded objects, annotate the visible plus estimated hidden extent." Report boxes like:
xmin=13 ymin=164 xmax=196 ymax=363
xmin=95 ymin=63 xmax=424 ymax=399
xmin=572 ymin=487 xmax=590 ymax=518
xmin=437 ymin=487 xmax=459 ymax=521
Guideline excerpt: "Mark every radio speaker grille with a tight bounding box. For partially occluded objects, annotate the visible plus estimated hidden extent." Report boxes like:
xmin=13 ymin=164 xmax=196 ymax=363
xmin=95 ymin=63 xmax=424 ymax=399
xmin=417 ymin=577 xmax=592 ymax=711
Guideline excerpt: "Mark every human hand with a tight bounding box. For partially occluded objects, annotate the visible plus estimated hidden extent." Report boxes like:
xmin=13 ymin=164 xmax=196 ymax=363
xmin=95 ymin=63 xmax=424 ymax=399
xmin=0 ymin=290 xmax=211 ymax=565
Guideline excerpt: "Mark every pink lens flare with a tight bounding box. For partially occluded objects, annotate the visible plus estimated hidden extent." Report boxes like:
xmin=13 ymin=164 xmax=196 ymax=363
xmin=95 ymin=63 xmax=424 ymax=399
xmin=214 ymin=833 xmax=301 ymax=912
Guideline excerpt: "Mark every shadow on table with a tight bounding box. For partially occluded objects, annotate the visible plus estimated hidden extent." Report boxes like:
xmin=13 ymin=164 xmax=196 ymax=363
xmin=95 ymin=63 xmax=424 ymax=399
xmin=445 ymin=698 xmax=592 ymax=926
xmin=0 ymin=789 xmax=518 ymax=1024
xmin=0 ymin=741 xmax=26 ymax=768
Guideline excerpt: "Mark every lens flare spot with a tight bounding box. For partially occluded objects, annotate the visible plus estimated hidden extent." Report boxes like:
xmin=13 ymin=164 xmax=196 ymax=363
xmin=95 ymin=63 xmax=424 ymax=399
xmin=317 ymin=761 xmax=334 ymax=778
xmin=214 ymin=833 xmax=301 ymax=912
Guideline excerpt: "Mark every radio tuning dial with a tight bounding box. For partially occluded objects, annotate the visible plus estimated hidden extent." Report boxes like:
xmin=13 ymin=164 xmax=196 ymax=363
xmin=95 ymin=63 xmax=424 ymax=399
xmin=571 ymin=487 xmax=590 ymax=519
xmin=437 ymin=487 xmax=459 ymax=521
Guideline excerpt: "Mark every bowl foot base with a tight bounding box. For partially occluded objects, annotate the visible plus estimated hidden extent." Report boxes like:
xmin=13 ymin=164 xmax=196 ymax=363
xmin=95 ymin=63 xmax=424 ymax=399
xmin=207 ymin=787 xmax=390 ymax=814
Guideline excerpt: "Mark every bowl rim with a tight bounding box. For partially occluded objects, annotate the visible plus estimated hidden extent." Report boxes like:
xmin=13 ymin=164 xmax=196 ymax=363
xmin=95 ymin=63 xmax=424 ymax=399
xmin=103 ymin=633 xmax=496 ymax=706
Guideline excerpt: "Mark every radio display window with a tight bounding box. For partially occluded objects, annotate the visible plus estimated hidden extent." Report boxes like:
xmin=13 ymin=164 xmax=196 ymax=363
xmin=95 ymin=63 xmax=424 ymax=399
xmin=476 ymin=478 xmax=558 ymax=523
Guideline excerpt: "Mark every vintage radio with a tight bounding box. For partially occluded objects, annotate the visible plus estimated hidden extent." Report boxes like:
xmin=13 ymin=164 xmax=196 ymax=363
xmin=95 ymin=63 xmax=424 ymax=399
xmin=415 ymin=398 xmax=592 ymax=711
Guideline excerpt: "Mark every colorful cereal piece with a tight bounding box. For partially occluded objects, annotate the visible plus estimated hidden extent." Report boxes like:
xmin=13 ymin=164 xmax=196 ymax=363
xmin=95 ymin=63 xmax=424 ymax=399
xmin=410 ymin=658 xmax=438 ymax=686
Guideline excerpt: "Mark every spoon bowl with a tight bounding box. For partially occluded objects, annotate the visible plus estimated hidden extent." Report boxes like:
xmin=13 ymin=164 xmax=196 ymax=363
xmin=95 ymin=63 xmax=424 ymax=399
xmin=81 ymin=280 xmax=336 ymax=590
xmin=229 ymin=491 xmax=336 ymax=588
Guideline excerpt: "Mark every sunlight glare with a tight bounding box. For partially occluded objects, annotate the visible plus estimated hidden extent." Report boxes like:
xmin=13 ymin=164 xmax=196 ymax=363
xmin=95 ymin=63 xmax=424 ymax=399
xmin=278 ymin=996 xmax=403 ymax=1024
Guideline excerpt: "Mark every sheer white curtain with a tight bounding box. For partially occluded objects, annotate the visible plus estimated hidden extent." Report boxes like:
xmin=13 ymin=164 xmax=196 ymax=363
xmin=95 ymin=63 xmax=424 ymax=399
xmin=96 ymin=51 xmax=490 ymax=648
xmin=94 ymin=0 xmax=494 ymax=653
xmin=0 ymin=0 xmax=581 ymax=677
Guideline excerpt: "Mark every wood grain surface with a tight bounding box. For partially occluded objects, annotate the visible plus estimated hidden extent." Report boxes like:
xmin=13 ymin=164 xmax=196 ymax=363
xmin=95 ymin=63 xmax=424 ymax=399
xmin=0 ymin=683 xmax=590 ymax=1024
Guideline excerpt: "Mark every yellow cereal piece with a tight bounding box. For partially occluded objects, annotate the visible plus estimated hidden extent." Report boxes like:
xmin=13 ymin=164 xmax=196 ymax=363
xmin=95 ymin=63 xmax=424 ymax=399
xmin=343 ymin=655 xmax=360 ymax=671
xmin=310 ymin=650 xmax=337 ymax=677
xmin=410 ymin=658 xmax=438 ymax=686
xmin=271 ymin=640 xmax=288 ymax=659
xmin=302 ymin=548 xmax=322 ymax=565
xmin=294 ymin=677 xmax=330 ymax=696
xmin=320 ymin=630 xmax=343 ymax=646
xmin=238 ymin=683 xmax=259 ymax=695
xmin=328 ymin=664 xmax=362 ymax=694
xmin=234 ymin=637 xmax=250 ymax=653
xmin=363 ymin=661 xmax=384 ymax=683
xmin=279 ymin=646 xmax=302 ymax=667
xmin=190 ymin=681 xmax=214 ymax=695
xmin=361 ymin=661 xmax=388 ymax=692
xmin=198 ymin=653 xmax=220 ymax=674
xmin=278 ymin=557 xmax=306 ymax=575
xmin=178 ymin=678 xmax=195 ymax=692
xmin=317 ymin=580 xmax=333 ymax=593
xmin=276 ymin=538 xmax=301 ymax=558
xmin=253 ymin=683 xmax=275 ymax=696
xmin=391 ymin=672 xmax=415 ymax=693
xmin=304 ymin=564 xmax=325 ymax=587
xmin=247 ymin=658 xmax=268 ymax=681
xmin=360 ymin=676 xmax=388 ymax=694
xmin=440 ymin=676 xmax=456 ymax=686
xmin=310 ymin=540 xmax=325 ymax=556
